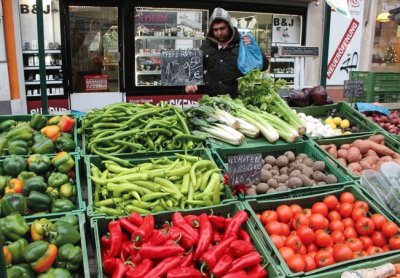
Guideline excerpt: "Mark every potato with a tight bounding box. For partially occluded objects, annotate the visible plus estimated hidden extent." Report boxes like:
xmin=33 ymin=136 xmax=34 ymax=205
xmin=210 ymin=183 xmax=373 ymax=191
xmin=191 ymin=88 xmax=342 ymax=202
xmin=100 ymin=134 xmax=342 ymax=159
xmin=341 ymin=144 xmax=351 ymax=150
xmin=337 ymin=149 xmax=348 ymax=159
xmin=366 ymin=150 xmax=378 ymax=157
xmin=312 ymin=161 xmax=326 ymax=172
xmin=276 ymin=156 xmax=289 ymax=167
xmin=260 ymin=169 xmax=272 ymax=182
xmin=276 ymin=185 xmax=289 ymax=192
xmin=351 ymin=139 xmax=370 ymax=155
xmin=347 ymin=162 xmax=362 ymax=174
xmin=303 ymin=158 xmax=314 ymax=167
xmin=262 ymin=164 xmax=273 ymax=171
xmin=264 ymin=155 xmax=276 ymax=166
xmin=270 ymin=169 xmax=280 ymax=177
xmin=284 ymin=151 xmax=296 ymax=162
xmin=277 ymin=174 xmax=289 ymax=184
xmin=279 ymin=166 xmax=289 ymax=175
xmin=328 ymin=145 xmax=338 ymax=158
xmin=368 ymin=134 xmax=385 ymax=144
xmin=337 ymin=158 xmax=347 ymax=167
xmin=347 ymin=147 xmax=361 ymax=163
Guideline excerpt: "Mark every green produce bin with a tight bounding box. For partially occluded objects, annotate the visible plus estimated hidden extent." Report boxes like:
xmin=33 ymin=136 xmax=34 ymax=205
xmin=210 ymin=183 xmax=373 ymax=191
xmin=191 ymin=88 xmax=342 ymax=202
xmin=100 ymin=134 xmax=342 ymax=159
xmin=357 ymin=108 xmax=400 ymax=142
xmin=211 ymin=140 xmax=351 ymax=200
xmin=312 ymin=131 xmax=400 ymax=180
xmin=85 ymin=148 xmax=235 ymax=218
xmin=244 ymin=184 xmax=400 ymax=277
xmin=90 ymin=201 xmax=284 ymax=278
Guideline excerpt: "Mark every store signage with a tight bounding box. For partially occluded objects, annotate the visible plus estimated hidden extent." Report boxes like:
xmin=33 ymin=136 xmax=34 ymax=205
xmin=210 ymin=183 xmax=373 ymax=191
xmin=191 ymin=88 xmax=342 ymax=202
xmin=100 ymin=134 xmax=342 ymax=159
xmin=27 ymin=98 xmax=69 ymax=114
xmin=84 ymin=75 xmax=109 ymax=92
xmin=228 ymin=153 xmax=263 ymax=186
xmin=127 ymin=94 xmax=202 ymax=108
xmin=272 ymin=15 xmax=301 ymax=44
xmin=161 ymin=50 xmax=203 ymax=86
xmin=344 ymin=80 xmax=364 ymax=97
xmin=278 ymin=46 xmax=319 ymax=57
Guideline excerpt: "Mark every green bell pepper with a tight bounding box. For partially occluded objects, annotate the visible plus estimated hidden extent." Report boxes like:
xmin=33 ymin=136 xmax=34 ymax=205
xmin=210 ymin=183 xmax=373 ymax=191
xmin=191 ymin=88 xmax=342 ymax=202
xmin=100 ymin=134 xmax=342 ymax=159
xmin=0 ymin=135 xmax=8 ymax=155
xmin=48 ymin=115 xmax=61 ymax=125
xmin=23 ymin=176 xmax=47 ymax=195
xmin=38 ymin=268 xmax=72 ymax=278
xmin=7 ymin=124 xmax=33 ymax=141
xmin=49 ymin=221 xmax=80 ymax=247
xmin=8 ymin=139 xmax=29 ymax=155
xmin=17 ymin=171 xmax=36 ymax=182
xmin=27 ymin=154 xmax=51 ymax=174
xmin=3 ymin=155 xmax=27 ymax=177
xmin=51 ymin=152 xmax=74 ymax=173
xmin=27 ymin=191 xmax=51 ymax=212
xmin=51 ymin=199 xmax=75 ymax=213
xmin=6 ymin=238 xmax=28 ymax=264
xmin=55 ymin=134 xmax=76 ymax=152
xmin=31 ymin=218 xmax=53 ymax=241
xmin=33 ymin=131 xmax=47 ymax=144
xmin=31 ymin=137 xmax=55 ymax=154
xmin=0 ymin=175 xmax=7 ymax=193
xmin=55 ymin=243 xmax=82 ymax=272
xmin=59 ymin=183 xmax=76 ymax=200
xmin=46 ymin=186 xmax=60 ymax=201
xmin=6 ymin=264 xmax=35 ymax=278
xmin=0 ymin=119 xmax=17 ymax=132
xmin=1 ymin=193 xmax=27 ymax=216
xmin=0 ymin=213 xmax=29 ymax=241
xmin=47 ymin=172 xmax=69 ymax=189
xmin=30 ymin=114 xmax=48 ymax=131
xmin=24 ymin=240 xmax=57 ymax=273
xmin=57 ymin=215 xmax=79 ymax=229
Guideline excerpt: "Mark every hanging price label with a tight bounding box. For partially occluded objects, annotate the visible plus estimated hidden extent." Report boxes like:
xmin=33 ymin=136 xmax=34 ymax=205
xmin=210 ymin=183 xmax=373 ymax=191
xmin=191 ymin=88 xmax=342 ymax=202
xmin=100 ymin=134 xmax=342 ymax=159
xmin=228 ymin=153 xmax=263 ymax=186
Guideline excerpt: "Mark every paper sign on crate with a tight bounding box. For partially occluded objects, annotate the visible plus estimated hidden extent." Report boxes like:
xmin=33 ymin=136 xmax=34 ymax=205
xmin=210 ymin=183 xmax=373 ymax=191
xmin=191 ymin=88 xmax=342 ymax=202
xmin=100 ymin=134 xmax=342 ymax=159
xmin=228 ymin=153 xmax=263 ymax=186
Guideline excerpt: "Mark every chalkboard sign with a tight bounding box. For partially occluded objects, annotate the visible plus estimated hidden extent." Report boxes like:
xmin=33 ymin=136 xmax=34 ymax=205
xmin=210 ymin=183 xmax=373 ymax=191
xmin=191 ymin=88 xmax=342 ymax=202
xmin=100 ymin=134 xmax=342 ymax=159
xmin=344 ymin=80 xmax=364 ymax=97
xmin=161 ymin=50 xmax=203 ymax=86
xmin=228 ymin=153 xmax=263 ymax=186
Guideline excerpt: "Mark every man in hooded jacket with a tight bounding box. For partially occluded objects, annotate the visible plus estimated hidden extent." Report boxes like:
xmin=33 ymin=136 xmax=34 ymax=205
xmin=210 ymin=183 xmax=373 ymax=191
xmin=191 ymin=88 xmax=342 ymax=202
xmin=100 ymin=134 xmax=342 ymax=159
xmin=185 ymin=7 xmax=269 ymax=98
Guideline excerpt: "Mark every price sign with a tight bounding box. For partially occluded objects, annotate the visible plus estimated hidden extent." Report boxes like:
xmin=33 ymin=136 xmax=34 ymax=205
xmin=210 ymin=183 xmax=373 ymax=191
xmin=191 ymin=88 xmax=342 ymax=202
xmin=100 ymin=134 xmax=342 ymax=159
xmin=272 ymin=15 xmax=301 ymax=44
xmin=344 ymin=80 xmax=364 ymax=97
xmin=228 ymin=154 xmax=263 ymax=186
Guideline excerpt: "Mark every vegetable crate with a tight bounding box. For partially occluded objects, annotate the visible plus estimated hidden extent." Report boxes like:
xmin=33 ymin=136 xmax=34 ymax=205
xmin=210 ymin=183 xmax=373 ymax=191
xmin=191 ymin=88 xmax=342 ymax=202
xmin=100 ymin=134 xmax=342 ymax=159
xmin=0 ymin=114 xmax=80 ymax=157
xmin=0 ymin=153 xmax=86 ymax=219
xmin=244 ymin=184 xmax=400 ymax=277
xmin=211 ymin=140 xmax=351 ymax=200
xmin=312 ymin=131 xmax=400 ymax=180
xmin=357 ymin=108 xmax=400 ymax=142
xmin=90 ymin=201 xmax=285 ymax=278
xmin=294 ymin=102 xmax=378 ymax=139
xmin=85 ymin=148 xmax=235 ymax=218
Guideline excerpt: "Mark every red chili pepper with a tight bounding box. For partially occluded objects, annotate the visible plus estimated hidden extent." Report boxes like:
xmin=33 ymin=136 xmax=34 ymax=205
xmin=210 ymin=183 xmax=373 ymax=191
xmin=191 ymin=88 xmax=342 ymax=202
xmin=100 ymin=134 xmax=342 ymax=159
xmin=138 ymin=243 xmax=185 ymax=259
xmin=238 ymin=229 xmax=251 ymax=243
xmin=128 ymin=212 xmax=143 ymax=226
xmin=129 ymin=243 xmax=142 ymax=264
xmin=224 ymin=211 xmax=248 ymax=240
xmin=213 ymin=230 xmax=223 ymax=244
xmin=221 ymin=270 xmax=248 ymax=278
xmin=102 ymin=257 xmax=117 ymax=276
xmin=120 ymin=217 xmax=137 ymax=234
xmin=194 ymin=213 xmax=213 ymax=260
xmin=210 ymin=254 xmax=233 ymax=277
xmin=121 ymin=241 xmax=133 ymax=262
xmin=247 ymin=264 xmax=268 ymax=278
xmin=168 ymin=226 xmax=194 ymax=248
xmin=101 ymin=233 xmax=111 ymax=248
xmin=149 ymin=229 xmax=169 ymax=246
xmin=200 ymin=236 xmax=236 ymax=270
xmin=107 ymin=220 xmax=123 ymax=258
xmin=184 ymin=214 xmax=199 ymax=228
xmin=229 ymin=251 xmax=261 ymax=273
xmin=126 ymin=259 xmax=154 ymax=278
xmin=172 ymin=212 xmax=198 ymax=244
xmin=229 ymin=240 xmax=254 ymax=258
xmin=132 ymin=214 xmax=154 ymax=242
xmin=112 ymin=258 xmax=128 ymax=278
xmin=208 ymin=215 xmax=226 ymax=230
xmin=143 ymin=255 xmax=183 ymax=278
xmin=180 ymin=252 xmax=194 ymax=267
xmin=167 ymin=266 xmax=203 ymax=278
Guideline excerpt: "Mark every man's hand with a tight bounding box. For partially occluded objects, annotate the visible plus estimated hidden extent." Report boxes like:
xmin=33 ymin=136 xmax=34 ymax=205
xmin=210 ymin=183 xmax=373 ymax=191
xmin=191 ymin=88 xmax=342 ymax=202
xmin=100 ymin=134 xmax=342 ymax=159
xmin=243 ymin=35 xmax=251 ymax=45
xmin=185 ymin=85 xmax=198 ymax=94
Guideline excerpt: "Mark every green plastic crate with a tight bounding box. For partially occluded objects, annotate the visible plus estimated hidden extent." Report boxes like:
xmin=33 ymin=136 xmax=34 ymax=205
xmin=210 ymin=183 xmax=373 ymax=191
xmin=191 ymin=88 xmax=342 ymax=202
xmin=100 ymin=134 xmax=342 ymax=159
xmin=211 ymin=140 xmax=351 ymax=200
xmin=244 ymin=184 xmax=400 ymax=277
xmin=357 ymin=108 xmax=400 ymax=142
xmin=85 ymin=148 xmax=235 ymax=218
xmin=294 ymin=102 xmax=378 ymax=139
xmin=313 ymin=131 xmax=400 ymax=180
xmin=90 ymin=201 xmax=284 ymax=278
xmin=0 ymin=114 xmax=80 ymax=156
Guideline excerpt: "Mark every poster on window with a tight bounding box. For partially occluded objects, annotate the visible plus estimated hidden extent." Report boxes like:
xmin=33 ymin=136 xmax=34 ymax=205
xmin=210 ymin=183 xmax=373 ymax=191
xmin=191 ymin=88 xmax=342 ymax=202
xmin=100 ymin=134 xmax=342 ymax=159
xmin=271 ymin=15 xmax=301 ymax=44
xmin=327 ymin=0 xmax=365 ymax=85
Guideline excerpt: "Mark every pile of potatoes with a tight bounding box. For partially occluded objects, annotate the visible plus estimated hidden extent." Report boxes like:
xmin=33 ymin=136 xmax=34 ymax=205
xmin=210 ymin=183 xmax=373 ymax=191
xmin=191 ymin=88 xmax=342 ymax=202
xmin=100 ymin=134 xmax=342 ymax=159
xmin=246 ymin=151 xmax=338 ymax=196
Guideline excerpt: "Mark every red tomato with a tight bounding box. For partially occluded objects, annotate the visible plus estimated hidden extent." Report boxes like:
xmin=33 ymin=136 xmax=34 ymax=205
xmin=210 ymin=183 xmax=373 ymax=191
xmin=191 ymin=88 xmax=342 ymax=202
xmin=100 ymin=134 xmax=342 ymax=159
xmin=353 ymin=250 xmax=367 ymax=258
xmin=323 ymin=195 xmax=339 ymax=210
xmin=307 ymin=243 xmax=318 ymax=253
xmin=329 ymin=220 xmax=345 ymax=232
xmin=261 ymin=210 xmax=278 ymax=224
xmin=355 ymin=217 xmax=375 ymax=236
xmin=303 ymin=209 xmax=312 ymax=218
xmin=287 ymin=254 xmax=305 ymax=273
xmin=292 ymin=214 xmax=310 ymax=230
xmin=352 ymin=208 xmax=367 ymax=221
xmin=277 ymin=205 xmax=293 ymax=223
xmin=314 ymin=250 xmax=335 ymax=268
xmin=383 ymin=244 xmax=390 ymax=252
xmin=371 ymin=214 xmax=387 ymax=231
xmin=281 ymin=223 xmax=291 ymax=236
xmin=265 ymin=221 xmax=283 ymax=235
xmin=366 ymin=246 xmax=383 ymax=255
xmin=371 ymin=231 xmax=388 ymax=247
xmin=389 ymin=235 xmax=400 ymax=250
xmin=279 ymin=246 xmax=295 ymax=261
xmin=342 ymin=218 xmax=355 ymax=228
xmin=339 ymin=203 xmax=354 ymax=218
xmin=303 ymin=255 xmax=316 ymax=272
xmin=331 ymin=230 xmax=345 ymax=244
xmin=353 ymin=200 xmax=369 ymax=212
xmin=359 ymin=236 xmax=373 ymax=250
xmin=340 ymin=192 xmax=355 ymax=204
xmin=298 ymin=245 xmax=307 ymax=255
xmin=315 ymin=229 xmax=333 ymax=248
xmin=328 ymin=211 xmax=342 ymax=222
xmin=311 ymin=202 xmax=329 ymax=217
xmin=309 ymin=214 xmax=329 ymax=230
xmin=333 ymin=244 xmax=354 ymax=262
xmin=270 ymin=234 xmax=285 ymax=249
xmin=307 ymin=251 xmax=317 ymax=258
xmin=346 ymin=237 xmax=363 ymax=252
xmin=320 ymin=246 xmax=333 ymax=254
xmin=343 ymin=227 xmax=358 ymax=239
xmin=285 ymin=235 xmax=303 ymax=253
xmin=290 ymin=204 xmax=303 ymax=216
xmin=297 ymin=226 xmax=315 ymax=246
xmin=382 ymin=222 xmax=399 ymax=238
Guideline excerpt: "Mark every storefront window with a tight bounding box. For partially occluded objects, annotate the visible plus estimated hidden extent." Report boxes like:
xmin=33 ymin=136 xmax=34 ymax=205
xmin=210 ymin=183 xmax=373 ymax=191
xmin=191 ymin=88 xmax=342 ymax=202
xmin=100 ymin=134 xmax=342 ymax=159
xmin=372 ymin=0 xmax=400 ymax=72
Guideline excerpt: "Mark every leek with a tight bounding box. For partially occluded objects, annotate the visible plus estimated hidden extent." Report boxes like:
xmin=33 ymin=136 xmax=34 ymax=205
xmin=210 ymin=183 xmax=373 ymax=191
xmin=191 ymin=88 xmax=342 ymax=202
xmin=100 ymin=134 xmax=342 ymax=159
xmin=236 ymin=117 xmax=260 ymax=138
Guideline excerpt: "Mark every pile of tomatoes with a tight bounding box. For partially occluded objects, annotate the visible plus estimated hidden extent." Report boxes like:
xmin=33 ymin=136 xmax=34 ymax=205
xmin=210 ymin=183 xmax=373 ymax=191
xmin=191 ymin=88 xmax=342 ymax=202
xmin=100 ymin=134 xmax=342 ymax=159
xmin=257 ymin=192 xmax=400 ymax=273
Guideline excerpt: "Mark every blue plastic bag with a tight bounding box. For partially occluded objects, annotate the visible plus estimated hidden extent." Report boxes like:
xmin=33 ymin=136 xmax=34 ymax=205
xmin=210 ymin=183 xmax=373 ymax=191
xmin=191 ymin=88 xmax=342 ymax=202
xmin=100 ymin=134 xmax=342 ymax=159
xmin=237 ymin=33 xmax=263 ymax=75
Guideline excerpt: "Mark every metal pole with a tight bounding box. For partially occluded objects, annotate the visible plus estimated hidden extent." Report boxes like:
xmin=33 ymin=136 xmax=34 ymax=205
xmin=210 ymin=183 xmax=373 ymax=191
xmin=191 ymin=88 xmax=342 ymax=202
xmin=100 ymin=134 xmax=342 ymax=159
xmin=36 ymin=0 xmax=48 ymax=114
xmin=320 ymin=2 xmax=331 ymax=87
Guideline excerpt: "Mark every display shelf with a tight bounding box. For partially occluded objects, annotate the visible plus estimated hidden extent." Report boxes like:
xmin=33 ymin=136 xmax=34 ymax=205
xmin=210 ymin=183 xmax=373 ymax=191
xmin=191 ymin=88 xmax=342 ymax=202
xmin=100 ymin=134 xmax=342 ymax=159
xmin=22 ymin=49 xmax=61 ymax=54
xmin=24 ymin=66 xmax=61 ymax=70
xmin=135 ymin=35 xmax=205 ymax=40
xmin=25 ymin=80 xmax=63 ymax=85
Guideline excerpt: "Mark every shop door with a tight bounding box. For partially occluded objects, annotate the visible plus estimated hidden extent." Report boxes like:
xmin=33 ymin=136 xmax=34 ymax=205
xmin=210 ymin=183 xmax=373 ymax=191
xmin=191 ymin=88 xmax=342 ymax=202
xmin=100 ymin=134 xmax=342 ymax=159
xmin=67 ymin=5 xmax=121 ymax=93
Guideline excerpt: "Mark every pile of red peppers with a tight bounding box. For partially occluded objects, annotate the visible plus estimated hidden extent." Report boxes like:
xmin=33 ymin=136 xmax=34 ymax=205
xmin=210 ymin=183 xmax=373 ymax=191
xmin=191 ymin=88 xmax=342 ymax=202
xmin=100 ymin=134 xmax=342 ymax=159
xmin=101 ymin=211 xmax=268 ymax=278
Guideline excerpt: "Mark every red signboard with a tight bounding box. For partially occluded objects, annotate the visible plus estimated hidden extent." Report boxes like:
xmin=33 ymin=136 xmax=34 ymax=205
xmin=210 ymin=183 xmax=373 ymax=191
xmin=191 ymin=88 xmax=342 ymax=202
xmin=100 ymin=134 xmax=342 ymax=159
xmin=27 ymin=98 xmax=69 ymax=114
xmin=126 ymin=94 xmax=202 ymax=108
xmin=84 ymin=74 xmax=109 ymax=92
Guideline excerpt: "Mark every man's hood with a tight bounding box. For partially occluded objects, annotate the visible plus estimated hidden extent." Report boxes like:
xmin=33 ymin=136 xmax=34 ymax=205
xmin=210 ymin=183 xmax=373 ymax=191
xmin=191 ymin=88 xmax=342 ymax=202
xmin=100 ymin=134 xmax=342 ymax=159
xmin=207 ymin=7 xmax=236 ymax=44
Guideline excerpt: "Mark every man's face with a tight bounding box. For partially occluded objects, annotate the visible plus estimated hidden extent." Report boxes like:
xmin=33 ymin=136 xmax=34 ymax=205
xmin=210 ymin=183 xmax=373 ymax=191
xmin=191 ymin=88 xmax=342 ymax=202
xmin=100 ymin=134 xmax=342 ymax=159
xmin=212 ymin=21 xmax=230 ymax=43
